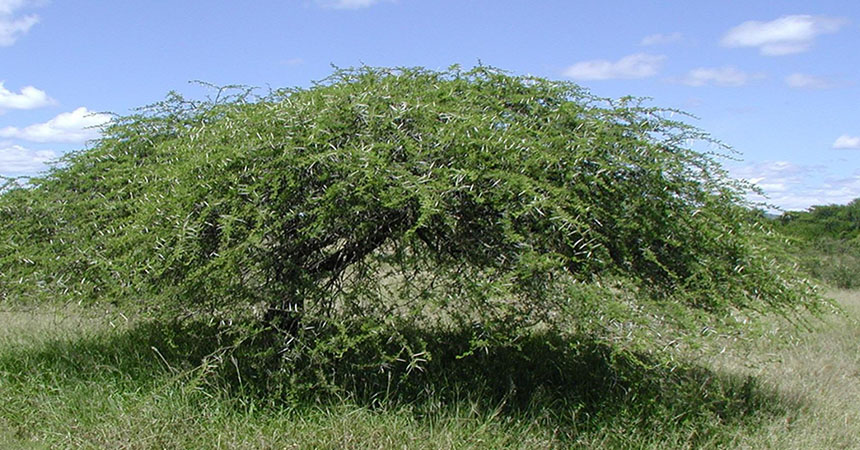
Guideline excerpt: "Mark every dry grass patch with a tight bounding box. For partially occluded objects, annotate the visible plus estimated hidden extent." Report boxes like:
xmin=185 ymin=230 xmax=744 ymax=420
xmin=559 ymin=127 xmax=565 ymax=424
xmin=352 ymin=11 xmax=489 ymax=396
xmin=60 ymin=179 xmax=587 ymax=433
xmin=708 ymin=289 xmax=860 ymax=449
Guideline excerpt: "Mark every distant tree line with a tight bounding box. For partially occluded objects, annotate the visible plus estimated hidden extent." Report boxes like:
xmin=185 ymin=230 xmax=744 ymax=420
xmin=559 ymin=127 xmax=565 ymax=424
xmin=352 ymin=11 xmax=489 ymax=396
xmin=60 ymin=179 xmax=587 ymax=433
xmin=773 ymin=198 xmax=860 ymax=289
xmin=776 ymin=198 xmax=860 ymax=242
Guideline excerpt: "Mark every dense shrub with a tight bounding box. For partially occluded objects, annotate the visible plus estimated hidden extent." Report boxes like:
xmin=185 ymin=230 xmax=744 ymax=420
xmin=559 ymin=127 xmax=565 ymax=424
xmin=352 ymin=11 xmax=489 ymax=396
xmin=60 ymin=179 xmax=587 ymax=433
xmin=0 ymin=66 xmax=824 ymax=392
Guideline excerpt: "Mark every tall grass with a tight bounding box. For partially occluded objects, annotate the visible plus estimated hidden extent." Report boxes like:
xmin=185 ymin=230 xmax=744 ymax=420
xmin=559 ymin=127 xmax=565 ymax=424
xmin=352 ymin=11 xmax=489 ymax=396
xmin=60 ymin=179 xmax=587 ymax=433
xmin=2 ymin=291 xmax=857 ymax=449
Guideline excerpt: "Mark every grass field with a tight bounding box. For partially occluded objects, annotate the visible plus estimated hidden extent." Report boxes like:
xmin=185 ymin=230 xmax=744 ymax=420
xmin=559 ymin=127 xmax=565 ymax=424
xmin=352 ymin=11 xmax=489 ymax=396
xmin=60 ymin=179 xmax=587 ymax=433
xmin=1 ymin=290 xmax=858 ymax=449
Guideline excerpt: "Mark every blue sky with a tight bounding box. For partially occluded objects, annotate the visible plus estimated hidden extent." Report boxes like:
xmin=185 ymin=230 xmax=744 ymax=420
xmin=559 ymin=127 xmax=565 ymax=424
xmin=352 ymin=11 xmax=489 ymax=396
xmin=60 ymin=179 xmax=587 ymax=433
xmin=1 ymin=0 xmax=858 ymax=211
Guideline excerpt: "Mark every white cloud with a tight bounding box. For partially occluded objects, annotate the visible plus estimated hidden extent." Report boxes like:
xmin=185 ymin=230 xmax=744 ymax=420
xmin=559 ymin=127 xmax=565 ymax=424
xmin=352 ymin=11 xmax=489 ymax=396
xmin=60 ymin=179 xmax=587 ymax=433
xmin=0 ymin=143 xmax=55 ymax=175
xmin=317 ymin=0 xmax=388 ymax=9
xmin=730 ymin=161 xmax=860 ymax=211
xmin=833 ymin=135 xmax=860 ymax=149
xmin=563 ymin=53 xmax=665 ymax=81
xmin=0 ymin=82 xmax=52 ymax=110
xmin=721 ymin=15 xmax=848 ymax=56
xmin=0 ymin=0 xmax=38 ymax=46
xmin=683 ymin=97 xmax=704 ymax=108
xmin=820 ymin=174 xmax=860 ymax=204
xmin=785 ymin=73 xmax=842 ymax=90
xmin=640 ymin=32 xmax=683 ymax=46
xmin=733 ymin=160 xmax=810 ymax=189
xmin=677 ymin=66 xmax=763 ymax=87
xmin=282 ymin=57 xmax=304 ymax=66
xmin=0 ymin=0 xmax=30 ymax=16
xmin=0 ymin=107 xmax=111 ymax=143
xmin=0 ymin=13 xmax=36 ymax=45
xmin=730 ymin=161 xmax=823 ymax=210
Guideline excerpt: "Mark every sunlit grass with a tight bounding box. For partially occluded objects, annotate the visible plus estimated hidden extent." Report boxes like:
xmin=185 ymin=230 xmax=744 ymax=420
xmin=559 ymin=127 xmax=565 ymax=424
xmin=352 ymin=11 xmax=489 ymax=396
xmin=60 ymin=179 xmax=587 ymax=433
xmin=1 ymin=291 xmax=858 ymax=449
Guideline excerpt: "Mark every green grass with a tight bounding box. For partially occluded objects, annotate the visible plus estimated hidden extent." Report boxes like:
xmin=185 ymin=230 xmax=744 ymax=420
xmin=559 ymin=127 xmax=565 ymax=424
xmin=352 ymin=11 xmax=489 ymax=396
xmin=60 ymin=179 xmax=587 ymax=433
xmin=1 ymin=292 xmax=858 ymax=449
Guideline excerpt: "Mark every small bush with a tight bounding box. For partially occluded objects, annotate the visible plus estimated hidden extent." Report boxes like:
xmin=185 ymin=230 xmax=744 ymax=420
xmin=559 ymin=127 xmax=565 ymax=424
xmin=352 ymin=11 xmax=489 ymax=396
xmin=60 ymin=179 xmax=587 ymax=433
xmin=0 ymin=66 xmax=825 ymax=395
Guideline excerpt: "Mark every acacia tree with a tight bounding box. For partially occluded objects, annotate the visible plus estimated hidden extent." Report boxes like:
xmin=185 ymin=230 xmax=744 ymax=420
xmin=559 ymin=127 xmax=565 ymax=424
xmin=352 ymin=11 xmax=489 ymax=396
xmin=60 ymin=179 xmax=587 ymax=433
xmin=0 ymin=66 xmax=822 ymax=376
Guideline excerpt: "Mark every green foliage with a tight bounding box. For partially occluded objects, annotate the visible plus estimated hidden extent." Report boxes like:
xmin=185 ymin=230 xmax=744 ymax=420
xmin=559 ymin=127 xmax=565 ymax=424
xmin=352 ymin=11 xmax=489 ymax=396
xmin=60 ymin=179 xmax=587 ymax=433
xmin=804 ymin=238 xmax=860 ymax=289
xmin=0 ymin=66 xmax=824 ymax=392
xmin=776 ymin=198 xmax=860 ymax=241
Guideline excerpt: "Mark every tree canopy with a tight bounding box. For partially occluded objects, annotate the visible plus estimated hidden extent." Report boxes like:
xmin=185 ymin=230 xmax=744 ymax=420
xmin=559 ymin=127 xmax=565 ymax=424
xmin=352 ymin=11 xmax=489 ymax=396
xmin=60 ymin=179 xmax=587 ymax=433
xmin=0 ymin=66 xmax=824 ymax=374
